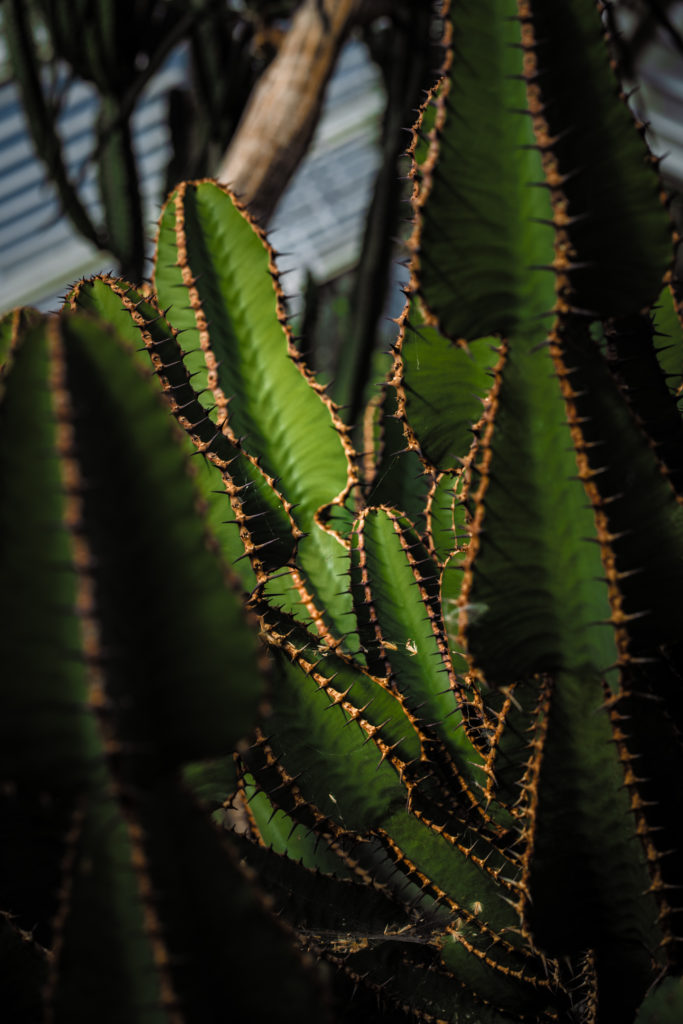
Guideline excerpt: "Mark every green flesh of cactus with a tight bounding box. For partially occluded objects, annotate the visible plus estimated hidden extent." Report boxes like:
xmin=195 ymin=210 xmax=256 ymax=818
xmin=3 ymin=1 xmax=683 ymax=1022
xmin=0 ymin=304 xmax=321 ymax=1023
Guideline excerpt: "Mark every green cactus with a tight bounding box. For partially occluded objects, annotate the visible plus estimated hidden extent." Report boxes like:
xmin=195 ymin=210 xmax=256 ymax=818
xmin=0 ymin=298 xmax=324 ymax=1022
xmin=3 ymin=2 xmax=683 ymax=1022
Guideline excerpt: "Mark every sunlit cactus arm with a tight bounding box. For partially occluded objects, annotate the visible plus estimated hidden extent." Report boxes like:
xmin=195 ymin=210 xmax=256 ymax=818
xmin=153 ymin=181 xmax=359 ymax=643
xmin=244 ymin=597 xmax=422 ymax=828
xmin=230 ymin=794 xmax=559 ymax=1024
xmin=243 ymin=582 xmax=519 ymax=957
xmin=243 ymin=726 xmax=571 ymax=1024
xmin=239 ymin=596 xmax=571 ymax=1022
xmin=359 ymin=385 xmax=431 ymax=526
xmin=152 ymin=181 xmax=357 ymax=528
xmin=411 ymin=0 xmax=556 ymax=341
xmin=458 ymin=329 xmax=618 ymax=683
xmin=392 ymin=310 xmax=499 ymax=476
xmin=66 ymin=274 xmax=290 ymax=593
xmin=424 ymin=471 xmax=467 ymax=567
xmin=229 ymin=812 xmax=422 ymax=941
xmin=356 ymin=816 xmax=569 ymax=1024
xmin=238 ymin=779 xmax=356 ymax=877
xmin=349 ymin=506 xmax=489 ymax=803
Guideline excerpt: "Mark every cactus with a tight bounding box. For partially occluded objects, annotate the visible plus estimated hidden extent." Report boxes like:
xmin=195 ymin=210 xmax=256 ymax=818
xmin=3 ymin=1 xmax=683 ymax=1022
xmin=0 ymin=299 xmax=325 ymax=1022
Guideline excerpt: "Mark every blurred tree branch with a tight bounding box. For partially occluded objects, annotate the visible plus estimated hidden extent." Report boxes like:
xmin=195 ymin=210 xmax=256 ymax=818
xmin=217 ymin=0 xmax=393 ymax=224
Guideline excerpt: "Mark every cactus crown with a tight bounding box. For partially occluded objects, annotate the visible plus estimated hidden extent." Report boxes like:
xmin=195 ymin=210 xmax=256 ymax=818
xmin=2 ymin=2 xmax=683 ymax=1023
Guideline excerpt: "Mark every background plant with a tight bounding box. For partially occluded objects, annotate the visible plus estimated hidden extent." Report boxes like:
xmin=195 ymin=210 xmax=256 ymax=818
xmin=1 ymin=0 xmax=435 ymax=291
xmin=2 ymin=0 xmax=297 ymax=281
xmin=2 ymin=1 xmax=683 ymax=1023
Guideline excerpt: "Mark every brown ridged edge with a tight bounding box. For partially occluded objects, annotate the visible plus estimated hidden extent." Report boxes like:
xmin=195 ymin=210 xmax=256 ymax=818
xmin=604 ymin=688 xmax=679 ymax=964
xmin=456 ymin=341 xmax=509 ymax=674
xmin=92 ymin=275 xmax=301 ymax=584
xmin=353 ymin=506 xmax=508 ymax=834
xmin=373 ymin=828 xmax=557 ymax=991
xmin=68 ymin=275 xmax=260 ymax=604
xmin=163 ymin=180 xmax=359 ymax=547
xmin=513 ymin=675 xmax=553 ymax=932
xmin=517 ymin=0 xmax=673 ymax=316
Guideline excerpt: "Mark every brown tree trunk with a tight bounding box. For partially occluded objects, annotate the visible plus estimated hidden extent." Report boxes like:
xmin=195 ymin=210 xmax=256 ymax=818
xmin=216 ymin=0 xmax=387 ymax=224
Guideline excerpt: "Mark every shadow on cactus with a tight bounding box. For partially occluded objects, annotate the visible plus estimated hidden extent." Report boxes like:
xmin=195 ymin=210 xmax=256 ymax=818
xmin=2 ymin=1 xmax=683 ymax=1022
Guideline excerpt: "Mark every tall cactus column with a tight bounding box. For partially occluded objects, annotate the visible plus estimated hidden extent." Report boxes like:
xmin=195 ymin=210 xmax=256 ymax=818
xmin=0 ymin=303 xmax=321 ymax=1023
xmin=398 ymin=0 xmax=683 ymax=1017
